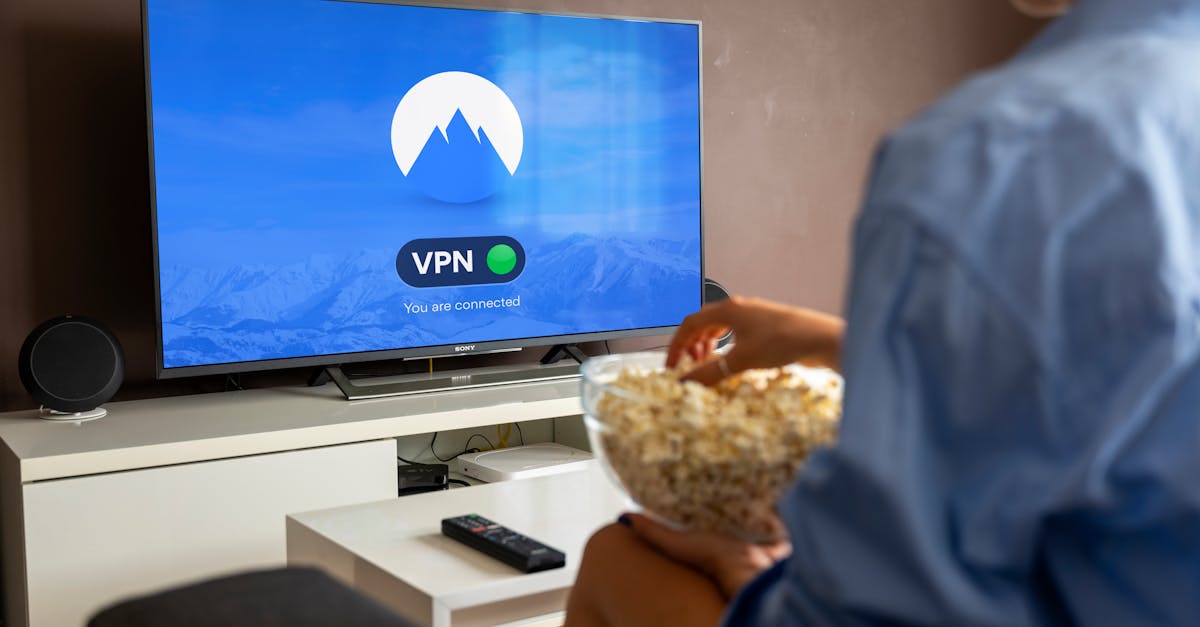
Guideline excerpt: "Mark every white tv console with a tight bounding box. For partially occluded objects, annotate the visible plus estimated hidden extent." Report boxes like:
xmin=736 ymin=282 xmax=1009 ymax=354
xmin=0 ymin=376 xmax=582 ymax=627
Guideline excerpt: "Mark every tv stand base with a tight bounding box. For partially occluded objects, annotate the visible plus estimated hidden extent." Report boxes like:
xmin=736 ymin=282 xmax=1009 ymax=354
xmin=316 ymin=362 xmax=582 ymax=401
xmin=539 ymin=343 xmax=588 ymax=365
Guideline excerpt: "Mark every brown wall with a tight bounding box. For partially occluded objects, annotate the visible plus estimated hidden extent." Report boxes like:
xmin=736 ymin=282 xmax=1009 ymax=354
xmin=0 ymin=1 xmax=1040 ymax=412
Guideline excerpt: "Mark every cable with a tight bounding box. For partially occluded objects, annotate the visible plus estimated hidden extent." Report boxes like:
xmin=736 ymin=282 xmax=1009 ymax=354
xmin=514 ymin=422 xmax=525 ymax=445
xmin=397 ymin=454 xmax=421 ymax=465
xmin=429 ymin=431 xmax=498 ymax=462
xmin=496 ymin=423 xmax=512 ymax=448
xmin=429 ymin=432 xmax=454 ymax=461
xmin=605 ymin=340 xmax=612 ymax=354
xmin=447 ymin=478 xmax=471 ymax=488
xmin=464 ymin=432 xmax=496 ymax=453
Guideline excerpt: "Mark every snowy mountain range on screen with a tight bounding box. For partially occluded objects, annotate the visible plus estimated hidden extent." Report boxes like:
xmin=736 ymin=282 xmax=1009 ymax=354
xmin=159 ymin=234 xmax=699 ymax=367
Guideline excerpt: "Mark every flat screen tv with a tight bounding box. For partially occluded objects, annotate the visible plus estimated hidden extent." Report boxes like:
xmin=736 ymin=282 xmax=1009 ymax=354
xmin=142 ymin=0 xmax=703 ymax=382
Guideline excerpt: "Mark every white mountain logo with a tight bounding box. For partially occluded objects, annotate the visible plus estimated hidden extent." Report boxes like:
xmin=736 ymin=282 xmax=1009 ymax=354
xmin=390 ymin=71 xmax=524 ymax=203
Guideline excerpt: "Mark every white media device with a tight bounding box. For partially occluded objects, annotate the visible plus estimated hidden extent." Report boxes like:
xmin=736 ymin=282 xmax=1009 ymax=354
xmin=454 ymin=443 xmax=593 ymax=482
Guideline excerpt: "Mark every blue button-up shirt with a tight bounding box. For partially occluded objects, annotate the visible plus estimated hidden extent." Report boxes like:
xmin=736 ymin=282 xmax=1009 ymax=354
xmin=726 ymin=1 xmax=1200 ymax=624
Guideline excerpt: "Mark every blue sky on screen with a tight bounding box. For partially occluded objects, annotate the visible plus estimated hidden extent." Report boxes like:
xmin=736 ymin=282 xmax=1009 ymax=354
xmin=150 ymin=0 xmax=700 ymax=266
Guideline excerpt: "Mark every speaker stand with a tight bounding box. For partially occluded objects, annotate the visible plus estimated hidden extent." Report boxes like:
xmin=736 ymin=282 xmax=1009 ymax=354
xmin=39 ymin=407 xmax=106 ymax=423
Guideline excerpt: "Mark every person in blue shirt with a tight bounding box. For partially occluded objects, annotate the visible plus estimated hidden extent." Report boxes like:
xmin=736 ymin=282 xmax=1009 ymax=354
xmin=565 ymin=0 xmax=1200 ymax=624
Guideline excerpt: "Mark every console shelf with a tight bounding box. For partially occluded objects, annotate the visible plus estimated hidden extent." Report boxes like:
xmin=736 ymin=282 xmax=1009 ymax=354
xmin=0 ymin=376 xmax=581 ymax=483
xmin=0 ymin=377 xmax=583 ymax=627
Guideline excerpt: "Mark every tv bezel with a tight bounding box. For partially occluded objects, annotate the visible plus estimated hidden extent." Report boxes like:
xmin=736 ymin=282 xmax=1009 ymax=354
xmin=141 ymin=0 xmax=705 ymax=380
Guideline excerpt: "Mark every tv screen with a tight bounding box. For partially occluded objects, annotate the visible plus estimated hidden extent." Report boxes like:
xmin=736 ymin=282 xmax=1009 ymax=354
xmin=143 ymin=0 xmax=703 ymax=378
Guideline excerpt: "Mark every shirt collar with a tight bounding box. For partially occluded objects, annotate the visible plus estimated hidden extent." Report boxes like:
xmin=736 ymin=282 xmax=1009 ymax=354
xmin=1019 ymin=0 xmax=1200 ymax=57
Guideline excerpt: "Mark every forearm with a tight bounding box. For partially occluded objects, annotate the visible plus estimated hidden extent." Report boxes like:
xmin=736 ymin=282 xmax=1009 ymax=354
xmin=785 ymin=308 xmax=845 ymax=372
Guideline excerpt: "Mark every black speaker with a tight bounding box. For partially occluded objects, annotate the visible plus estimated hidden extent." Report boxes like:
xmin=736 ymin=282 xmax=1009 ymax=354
xmin=18 ymin=315 xmax=124 ymax=420
xmin=703 ymin=278 xmax=734 ymax=348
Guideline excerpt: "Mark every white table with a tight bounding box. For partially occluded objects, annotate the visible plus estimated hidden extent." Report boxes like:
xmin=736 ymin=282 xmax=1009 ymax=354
xmin=286 ymin=461 xmax=627 ymax=627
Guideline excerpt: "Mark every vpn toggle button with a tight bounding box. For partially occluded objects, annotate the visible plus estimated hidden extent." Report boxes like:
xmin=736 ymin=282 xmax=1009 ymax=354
xmin=486 ymin=244 xmax=518 ymax=276
xmin=396 ymin=236 xmax=525 ymax=288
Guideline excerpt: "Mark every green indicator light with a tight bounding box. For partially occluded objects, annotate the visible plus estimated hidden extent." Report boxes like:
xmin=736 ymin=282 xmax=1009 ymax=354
xmin=486 ymin=244 xmax=517 ymax=275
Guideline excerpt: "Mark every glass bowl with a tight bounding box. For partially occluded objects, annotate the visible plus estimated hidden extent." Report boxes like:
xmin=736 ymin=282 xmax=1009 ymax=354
xmin=581 ymin=351 xmax=842 ymax=543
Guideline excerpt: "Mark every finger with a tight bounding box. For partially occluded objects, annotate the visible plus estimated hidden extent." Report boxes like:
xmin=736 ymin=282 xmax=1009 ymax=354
xmin=625 ymin=513 xmax=750 ymax=569
xmin=764 ymin=541 xmax=793 ymax=562
xmin=677 ymin=333 xmax=717 ymax=369
xmin=666 ymin=315 xmax=703 ymax=368
xmin=622 ymin=511 xmax=658 ymax=530
xmin=682 ymin=348 xmax=742 ymax=386
xmin=683 ymin=329 xmax=726 ymax=367
xmin=670 ymin=338 xmax=699 ymax=368
xmin=682 ymin=359 xmax=725 ymax=386
xmin=624 ymin=513 xmax=700 ymax=554
xmin=761 ymin=515 xmax=789 ymax=545
xmin=666 ymin=302 xmax=732 ymax=367
xmin=688 ymin=335 xmax=718 ymax=365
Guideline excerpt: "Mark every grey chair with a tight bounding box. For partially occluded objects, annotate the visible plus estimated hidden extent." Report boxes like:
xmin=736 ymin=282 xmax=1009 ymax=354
xmin=88 ymin=567 xmax=415 ymax=627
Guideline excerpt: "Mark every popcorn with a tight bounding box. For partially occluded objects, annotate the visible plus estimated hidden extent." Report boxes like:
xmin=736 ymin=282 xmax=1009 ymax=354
xmin=590 ymin=360 xmax=841 ymax=541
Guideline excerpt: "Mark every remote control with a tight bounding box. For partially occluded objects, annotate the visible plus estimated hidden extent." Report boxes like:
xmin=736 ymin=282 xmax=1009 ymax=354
xmin=441 ymin=514 xmax=566 ymax=573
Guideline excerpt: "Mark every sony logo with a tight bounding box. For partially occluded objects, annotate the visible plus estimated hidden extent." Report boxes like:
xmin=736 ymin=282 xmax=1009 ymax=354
xmin=454 ymin=345 xmax=476 ymax=352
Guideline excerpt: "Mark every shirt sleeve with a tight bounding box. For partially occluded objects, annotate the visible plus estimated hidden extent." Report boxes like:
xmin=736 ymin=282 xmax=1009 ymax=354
xmin=725 ymin=96 xmax=1200 ymax=624
xmin=727 ymin=196 xmax=1056 ymax=626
